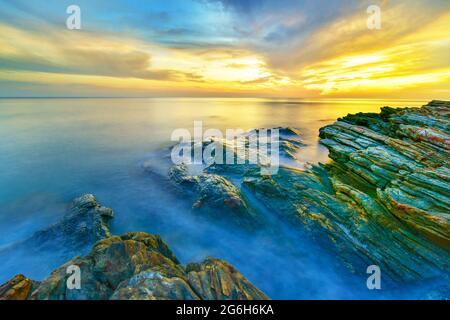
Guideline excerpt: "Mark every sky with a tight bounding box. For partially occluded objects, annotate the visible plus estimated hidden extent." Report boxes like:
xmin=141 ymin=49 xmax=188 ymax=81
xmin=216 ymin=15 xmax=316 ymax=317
xmin=0 ymin=0 xmax=449 ymax=99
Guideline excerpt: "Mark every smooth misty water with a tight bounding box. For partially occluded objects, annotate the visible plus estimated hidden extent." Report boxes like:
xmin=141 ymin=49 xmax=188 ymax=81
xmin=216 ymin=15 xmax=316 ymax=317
xmin=0 ymin=98 xmax=427 ymax=299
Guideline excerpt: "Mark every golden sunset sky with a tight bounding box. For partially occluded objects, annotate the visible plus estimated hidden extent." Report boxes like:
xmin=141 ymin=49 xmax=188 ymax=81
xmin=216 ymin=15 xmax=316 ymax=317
xmin=0 ymin=0 xmax=449 ymax=98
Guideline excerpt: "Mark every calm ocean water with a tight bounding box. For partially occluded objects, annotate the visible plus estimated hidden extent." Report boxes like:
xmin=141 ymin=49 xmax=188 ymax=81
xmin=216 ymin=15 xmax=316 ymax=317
xmin=0 ymin=98 xmax=427 ymax=298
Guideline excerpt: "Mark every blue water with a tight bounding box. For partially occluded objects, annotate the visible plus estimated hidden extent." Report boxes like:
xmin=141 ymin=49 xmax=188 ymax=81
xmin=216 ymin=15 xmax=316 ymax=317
xmin=0 ymin=98 xmax=427 ymax=299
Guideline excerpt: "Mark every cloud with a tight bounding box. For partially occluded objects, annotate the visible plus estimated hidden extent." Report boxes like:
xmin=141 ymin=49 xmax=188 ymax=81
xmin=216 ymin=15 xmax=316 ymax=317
xmin=0 ymin=23 xmax=202 ymax=82
xmin=0 ymin=0 xmax=449 ymax=98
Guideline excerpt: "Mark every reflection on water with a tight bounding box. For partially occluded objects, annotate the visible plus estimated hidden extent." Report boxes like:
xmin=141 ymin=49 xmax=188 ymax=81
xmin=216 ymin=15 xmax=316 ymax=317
xmin=0 ymin=98 xmax=426 ymax=298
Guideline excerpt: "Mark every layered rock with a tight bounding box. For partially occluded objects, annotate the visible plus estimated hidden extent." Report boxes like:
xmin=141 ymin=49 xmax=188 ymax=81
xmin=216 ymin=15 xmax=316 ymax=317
xmin=319 ymin=100 xmax=449 ymax=250
xmin=1 ymin=232 xmax=269 ymax=300
xmin=0 ymin=274 xmax=39 ymax=300
xmin=164 ymin=101 xmax=450 ymax=291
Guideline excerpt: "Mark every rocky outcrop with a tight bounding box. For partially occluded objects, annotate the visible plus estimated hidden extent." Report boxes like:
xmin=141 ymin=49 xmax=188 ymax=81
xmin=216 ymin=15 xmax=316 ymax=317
xmin=168 ymin=163 xmax=259 ymax=229
xmin=319 ymin=100 xmax=449 ymax=250
xmin=0 ymin=274 xmax=39 ymax=300
xmin=1 ymin=232 xmax=269 ymax=300
xmin=37 ymin=194 xmax=114 ymax=245
xmin=165 ymin=101 xmax=449 ymax=292
xmin=164 ymin=128 xmax=304 ymax=229
xmin=185 ymin=258 xmax=268 ymax=300
xmin=0 ymin=194 xmax=114 ymax=262
xmin=247 ymin=101 xmax=450 ymax=284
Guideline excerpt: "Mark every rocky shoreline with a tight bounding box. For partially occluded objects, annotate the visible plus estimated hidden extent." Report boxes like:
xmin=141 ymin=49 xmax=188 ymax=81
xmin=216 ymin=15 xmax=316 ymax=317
xmin=0 ymin=195 xmax=268 ymax=300
xmin=239 ymin=100 xmax=450 ymax=284
xmin=161 ymin=100 xmax=449 ymax=296
xmin=1 ymin=100 xmax=449 ymax=300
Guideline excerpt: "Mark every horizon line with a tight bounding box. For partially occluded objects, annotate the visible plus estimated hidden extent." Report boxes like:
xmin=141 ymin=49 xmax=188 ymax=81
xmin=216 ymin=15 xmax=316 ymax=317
xmin=0 ymin=96 xmax=432 ymax=101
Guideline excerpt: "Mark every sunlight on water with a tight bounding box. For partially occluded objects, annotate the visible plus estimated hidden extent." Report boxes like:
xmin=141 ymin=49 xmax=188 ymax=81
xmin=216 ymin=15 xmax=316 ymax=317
xmin=0 ymin=98 xmax=427 ymax=298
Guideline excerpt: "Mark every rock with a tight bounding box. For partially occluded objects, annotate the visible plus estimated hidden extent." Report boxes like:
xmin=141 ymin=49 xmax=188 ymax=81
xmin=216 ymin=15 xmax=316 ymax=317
xmin=0 ymin=274 xmax=39 ymax=300
xmin=243 ymin=101 xmax=450 ymax=283
xmin=243 ymin=164 xmax=449 ymax=283
xmin=0 ymin=232 xmax=269 ymax=300
xmin=0 ymin=194 xmax=115 ymax=284
xmin=319 ymin=101 xmax=450 ymax=249
xmin=186 ymin=258 xmax=268 ymax=300
xmin=249 ymin=100 xmax=450 ymax=283
xmin=167 ymin=101 xmax=450 ymax=288
xmin=1 ymin=194 xmax=114 ymax=257
xmin=168 ymin=163 xmax=259 ymax=229
xmin=165 ymin=127 xmax=306 ymax=229
xmin=66 ymin=194 xmax=114 ymax=241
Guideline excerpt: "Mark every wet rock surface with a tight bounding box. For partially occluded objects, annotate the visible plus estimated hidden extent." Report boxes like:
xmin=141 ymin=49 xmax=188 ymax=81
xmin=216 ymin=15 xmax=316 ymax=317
xmin=163 ymin=128 xmax=303 ymax=229
xmin=1 ymin=232 xmax=269 ymax=300
xmin=168 ymin=163 xmax=259 ymax=229
xmin=164 ymin=101 xmax=450 ymax=294
xmin=319 ymin=100 xmax=449 ymax=251
xmin=0 ymin=194 xmax=114 ymax=261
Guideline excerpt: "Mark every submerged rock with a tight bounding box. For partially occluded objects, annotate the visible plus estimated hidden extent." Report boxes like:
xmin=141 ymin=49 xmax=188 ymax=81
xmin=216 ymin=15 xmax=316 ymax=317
xmin=1 ymin=232 xmax=269 ymax=300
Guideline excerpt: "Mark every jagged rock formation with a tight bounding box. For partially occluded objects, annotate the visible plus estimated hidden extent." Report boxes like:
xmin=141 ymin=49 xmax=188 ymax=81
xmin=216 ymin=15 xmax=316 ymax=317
xmin=242 ymin=102 xmax=450 ymax=283
xmin=0 ymin=274 xmax=39 ymax=300
xmin=320 ymin=101 xmax=449 ymax=249
xmin=162 ymin=128 xmax=303 ymax=229
xmin=165 ymin=101 xmax=450 ymax=292
xmin=1 ymin=232 xmax=269 ymax=300
xmin=168 ymin=163 xmax=259 ymax=229
xmin=0 ymin=194 xmax=114 ymax=263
